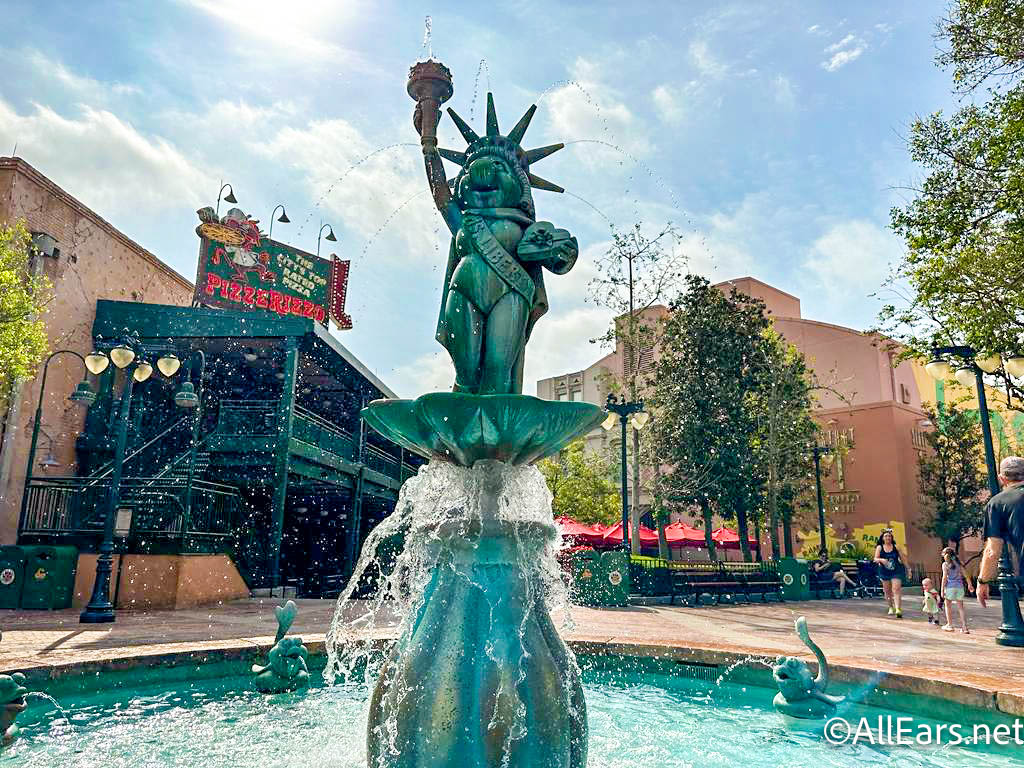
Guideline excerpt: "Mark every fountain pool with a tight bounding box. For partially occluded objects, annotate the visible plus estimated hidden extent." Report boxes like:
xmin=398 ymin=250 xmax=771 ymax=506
xmin=4 ymin=654 xmax=1022 ymax=768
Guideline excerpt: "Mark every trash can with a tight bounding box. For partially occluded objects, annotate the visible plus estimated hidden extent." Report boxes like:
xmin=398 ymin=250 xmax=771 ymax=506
xmin=601 ymin=550 xmax=631 ymax=607
xmin=0 ymin=546 xmax=27 ymax=610
xmin=777 ymin=557 xmax=810 ymax=602
xmin=569 ymin=549 xmax=603 ymax=606
xmin=19 ymin=545 xmax=78 ymax=610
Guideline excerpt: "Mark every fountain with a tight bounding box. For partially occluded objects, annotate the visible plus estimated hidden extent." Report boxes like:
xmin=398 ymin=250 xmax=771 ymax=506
xmin=325 ymin=57 xmax=603 ymax=768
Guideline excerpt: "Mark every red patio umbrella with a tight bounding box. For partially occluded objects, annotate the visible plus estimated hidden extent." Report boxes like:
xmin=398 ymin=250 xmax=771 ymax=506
xmin=555 ymin=517 xmax=609 ymax=547
xmin=711 ymin=526 xmax=757 ymax=550
xmin=664 ymin=522 xmax=706 ymax=548
xmin=601 ymin=521 xmax=660 ymax=547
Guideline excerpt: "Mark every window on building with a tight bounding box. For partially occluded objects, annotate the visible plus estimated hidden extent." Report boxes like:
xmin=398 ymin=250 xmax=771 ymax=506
xmin=570 ymin=390 xmax=583 ymax=401
xmin=558 ymin=392 xmax=569 ymax=401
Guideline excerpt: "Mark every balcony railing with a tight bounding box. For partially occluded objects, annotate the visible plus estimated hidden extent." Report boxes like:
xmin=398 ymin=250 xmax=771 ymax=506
xmin=217 ymin=399 xmax=278 ymax=436
xmin=19 ymin=476 xmax=240 ymax=553
xmin=293 ymin=405 xmax=357 ymax=460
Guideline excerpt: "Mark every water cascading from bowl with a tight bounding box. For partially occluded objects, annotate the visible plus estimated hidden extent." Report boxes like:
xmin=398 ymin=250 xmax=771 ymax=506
xmin=325 ymin=460 xmax=587 ymax=768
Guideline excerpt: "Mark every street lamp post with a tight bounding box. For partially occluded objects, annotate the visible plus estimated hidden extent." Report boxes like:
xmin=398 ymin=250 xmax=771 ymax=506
xmin=602 ymin=394 xmax=650 ymax=551
xmin=811 ymin=443 xmax=833 ymax=553
xmin=80 ymin=331 xmax=181 ymax=624
xmin=317 ymin=222 xmax=337 ymax=258
xmin=927 ymin=345 xmax=1024 ymax=646
xmin=18 ymin=349 xmax=103 ymax=536
xmin=173 ymin=350 xmax=205 ymax=533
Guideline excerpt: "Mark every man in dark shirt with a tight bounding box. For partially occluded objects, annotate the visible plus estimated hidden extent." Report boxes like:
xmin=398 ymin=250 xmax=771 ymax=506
xmin=977 ymin=456 xmax=1024 ymax=607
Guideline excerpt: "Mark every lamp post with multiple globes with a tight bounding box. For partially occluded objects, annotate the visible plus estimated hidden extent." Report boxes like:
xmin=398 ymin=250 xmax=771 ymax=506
xmin=80 ymin=331 xmax=184 ymax=624
xmin=601 ymin=394 xmax=650 ymax=551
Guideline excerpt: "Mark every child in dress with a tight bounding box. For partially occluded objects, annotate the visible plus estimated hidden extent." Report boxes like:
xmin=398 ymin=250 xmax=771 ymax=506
xmin=921 ymin=577 xmax=941 ymax=625
xmin=940 ymin=547 xmax=973 ymax=633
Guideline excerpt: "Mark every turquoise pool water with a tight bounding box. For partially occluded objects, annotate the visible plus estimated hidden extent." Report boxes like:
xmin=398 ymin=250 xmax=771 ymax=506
xmin=5 ymin=659 xmax=1023 ymax=767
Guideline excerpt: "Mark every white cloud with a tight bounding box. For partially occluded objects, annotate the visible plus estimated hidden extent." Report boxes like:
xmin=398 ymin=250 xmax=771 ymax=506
xmin=689 ymin=41 xmax=729 ymax=79
xmin=179 ymin=0 xmax=366 ymax=65
xmin=0 ymin=99 xmax=215 ymax=215
xmin=25 ymin=51 xmax=141 ymax=99
xmin=251 ymin=118 xmax=433 ymax=256
xmin=651 ymin=84 xmax=685 ymax=125
xmin=800 ymin=219 xmax=901 ymax=325
xmin=772 ymin=75 xmax=797 ymax=109
xmin=821 ymin=34 xmax=867 ymax=72
xmin=541 ymin=57 xmax=649 ymax=159
xmin=388 ymin=350 xmax=455 ymax=399
xmin=525 ymin=305 xmax=611 ymax=388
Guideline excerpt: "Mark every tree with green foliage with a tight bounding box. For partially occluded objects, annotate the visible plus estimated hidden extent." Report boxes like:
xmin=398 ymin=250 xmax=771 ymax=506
xmin=749 ymin=329 xmax=818 ymax=560
xmin=0 ymin=221 xmax=50 ymax=399
xmin=917 ymin=403 xmax=987 ymax=552
xmin=880 ymin=0 xmax=1024 ymax=409
xmin=588 ymin=222 xmax=686 ymax=554
xmin=537 ymin=439 xmax=621 ymax=526
xmin=646 ymin=275 xmax=770 ymax=562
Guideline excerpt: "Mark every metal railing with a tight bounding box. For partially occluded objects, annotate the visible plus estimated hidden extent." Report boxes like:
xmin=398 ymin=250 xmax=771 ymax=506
xmin=216 ymin=399 xmax=278 ymax=436
xmin=20 ymin=475 xmax=240 ymax=553
xmin=293 ymin=405 xmax=357 ymax=460
xmin=84 ymin=416 xmax=191 ymax=485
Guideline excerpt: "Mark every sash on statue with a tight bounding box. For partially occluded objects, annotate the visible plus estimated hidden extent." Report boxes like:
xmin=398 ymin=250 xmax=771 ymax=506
xmin=462 ymin=213 xmax=535 ymax=305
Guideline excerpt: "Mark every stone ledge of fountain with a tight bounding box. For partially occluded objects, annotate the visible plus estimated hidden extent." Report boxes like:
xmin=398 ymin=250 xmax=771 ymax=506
xmin=3 ymin=636 xmax=1022 ymax=720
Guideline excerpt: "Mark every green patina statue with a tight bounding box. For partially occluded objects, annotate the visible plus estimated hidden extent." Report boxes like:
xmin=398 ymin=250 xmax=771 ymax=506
xmin=413 ymin=63 xmax=576 ymax=395
xmin=362 ymin=61 xmax=604 ymax=467
xmin=772 ymin=617 xmax=844 ymax=719
xmin=252 ymin=600 xmax=310 ymax=694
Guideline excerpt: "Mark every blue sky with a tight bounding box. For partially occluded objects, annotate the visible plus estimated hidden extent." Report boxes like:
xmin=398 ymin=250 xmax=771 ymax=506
xmin=0 ymin=1 xmax=955 ymax=397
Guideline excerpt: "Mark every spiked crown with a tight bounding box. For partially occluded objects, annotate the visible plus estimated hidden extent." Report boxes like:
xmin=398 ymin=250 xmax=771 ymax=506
xmin=440 ymin=93 xmax=565 ymax=214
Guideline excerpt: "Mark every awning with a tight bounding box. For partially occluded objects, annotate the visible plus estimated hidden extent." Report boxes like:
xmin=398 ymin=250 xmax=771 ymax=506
xmin=664 ymin=522 xmax=706 ymax=547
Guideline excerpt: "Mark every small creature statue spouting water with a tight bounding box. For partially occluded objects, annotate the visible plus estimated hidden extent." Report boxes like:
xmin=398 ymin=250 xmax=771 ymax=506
xmin=252 ymin=600 xmax=310 ymax=694
xmin=0 ymin=633 xmax=28 ymax=747
xmin=772 ymin=616 xmax=844 ymax=719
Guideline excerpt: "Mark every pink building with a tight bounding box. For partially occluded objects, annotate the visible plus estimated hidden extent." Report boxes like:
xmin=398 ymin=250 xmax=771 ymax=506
xmin=537 ymin=277 xmax=937 ymax=569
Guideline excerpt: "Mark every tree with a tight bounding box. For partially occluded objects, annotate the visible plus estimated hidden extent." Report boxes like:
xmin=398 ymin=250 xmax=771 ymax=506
xmin=917 ymin=403 xmax=986 ymax=551
xmin=646 ymin=275 xmax=770 ymax=562
xmin=749 ymin=330 xmax=818 ymax=560
xmin=537 ymin=440 xmax=621 ymax=525
xmin=880 ymin=1 xmax=1024 ymax=409
xmin=588 ymin=222 xmax=686 ymax=556
xmin=0 ymin=220 xmax=50 ymax=399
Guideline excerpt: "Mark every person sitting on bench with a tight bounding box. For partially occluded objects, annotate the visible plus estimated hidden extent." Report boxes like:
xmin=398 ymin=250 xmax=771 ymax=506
xmin=811 ymin=548 xmax=858 ymax=596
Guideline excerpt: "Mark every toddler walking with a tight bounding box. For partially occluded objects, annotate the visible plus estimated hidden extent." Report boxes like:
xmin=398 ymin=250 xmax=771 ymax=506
xmin=921 ymin=577 xmax=941 ymax=625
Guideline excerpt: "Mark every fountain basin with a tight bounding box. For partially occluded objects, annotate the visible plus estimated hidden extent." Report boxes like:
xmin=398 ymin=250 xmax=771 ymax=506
xmin=6 ymin=653 xmax=1023 ymax=767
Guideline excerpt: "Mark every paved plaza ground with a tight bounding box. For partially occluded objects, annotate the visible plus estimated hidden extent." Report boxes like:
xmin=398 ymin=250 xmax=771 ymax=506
xmin=2 ymin=595 xmax=1023 ymax=714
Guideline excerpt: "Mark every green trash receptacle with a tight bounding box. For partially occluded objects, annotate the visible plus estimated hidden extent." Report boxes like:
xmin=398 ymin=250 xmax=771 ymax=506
xmin=0 ymin=546 xmax=27 ymax=610
xmin=601 ymin=551 xmax=631 ymax=607
xmin=19 ymin=545 xmax=78 ymax=610
xmin=777 ymin=557 xmax=810 ymax=601
xmin=569 ymin=549 xmax=602 ymax=606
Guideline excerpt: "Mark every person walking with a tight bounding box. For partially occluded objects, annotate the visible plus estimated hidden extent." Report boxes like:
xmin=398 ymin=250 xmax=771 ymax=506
xmin=940 ymin=547 xmax=973 ymax=633
xmin=874 ymin=529 xmax=907 ymax=618
xmin=977 ymin=456 xmax=1024 ymax=608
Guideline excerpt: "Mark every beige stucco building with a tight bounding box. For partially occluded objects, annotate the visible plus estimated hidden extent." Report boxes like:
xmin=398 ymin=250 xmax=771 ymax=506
xmin=537 ymin=276 xmax=942 ymax=570
xmin=0 ymin=157 xmax=194 ymax=546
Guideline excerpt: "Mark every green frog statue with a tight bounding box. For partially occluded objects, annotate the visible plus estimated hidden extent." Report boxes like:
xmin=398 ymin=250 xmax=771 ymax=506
xmin=252 ymin=600 xmax=310 ymax=694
